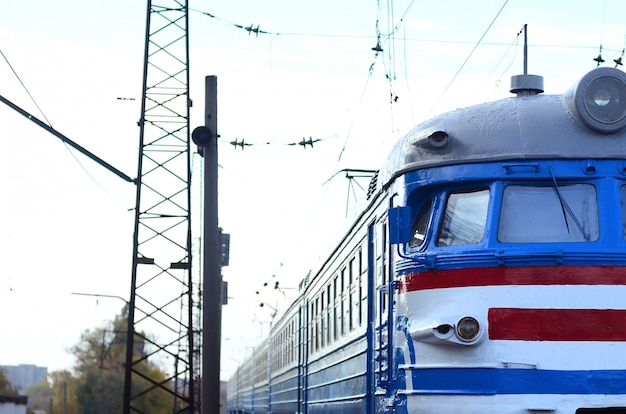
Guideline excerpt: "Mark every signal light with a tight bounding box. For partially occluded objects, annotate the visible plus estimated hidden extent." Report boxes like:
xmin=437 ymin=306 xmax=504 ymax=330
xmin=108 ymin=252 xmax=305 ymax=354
xmin=192 ymin=126 xmax=214 ymax=147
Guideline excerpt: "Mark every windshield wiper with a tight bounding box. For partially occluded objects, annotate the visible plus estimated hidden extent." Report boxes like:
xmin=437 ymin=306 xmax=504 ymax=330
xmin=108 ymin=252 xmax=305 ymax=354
xmin=548 ymin=167 xmax=590 ymax=241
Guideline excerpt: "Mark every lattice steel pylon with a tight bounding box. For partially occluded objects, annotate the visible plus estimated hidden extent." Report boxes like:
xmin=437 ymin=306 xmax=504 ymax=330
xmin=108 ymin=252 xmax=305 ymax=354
xmin=123 ymin=1 xmax=199 ymax=413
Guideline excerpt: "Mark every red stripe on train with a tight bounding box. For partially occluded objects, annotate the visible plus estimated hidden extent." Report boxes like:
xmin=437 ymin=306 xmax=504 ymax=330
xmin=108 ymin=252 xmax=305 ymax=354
xmin=399 ymin=266 xmax=626 ymax=292
xmin=488 ymin=308 xmax=626 ymax=341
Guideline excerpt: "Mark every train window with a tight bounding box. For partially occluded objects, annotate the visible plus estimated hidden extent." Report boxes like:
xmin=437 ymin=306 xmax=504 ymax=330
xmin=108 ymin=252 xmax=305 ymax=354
xmin=409 ymin=198 xmax=433 ymax=248
xmin=321 ymin=291 xmax=325 ymax=348
xmin=333 ymin=276 xmax=341 ymax=341
xmin=310 ymin=302 xmax=315 ymax=354
xmin=290 ymin=318 xmax=296 ymax=362
xmin=349 ymin=258 xmax=355 ymax=331
xmin=341 ymin=268 xmax=347 ymax=336
xmin=327 ymin=284 xmax=332 ymax=344
xmin=315 ymin=297 xmax=320 ymax=352
xmin=622 ymin=186 xmax=626 ymax=239
xmin=437 ymin=188 xmax=489 ymax=246
xmin=359 ymin=248 xmax=365 ymax=327
xmin=499 ymin=184 xmax=598 ymax=242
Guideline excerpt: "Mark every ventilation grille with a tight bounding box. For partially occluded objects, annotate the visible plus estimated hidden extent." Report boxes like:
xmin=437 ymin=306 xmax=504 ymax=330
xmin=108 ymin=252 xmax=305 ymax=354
xmin=367 ymin=170 xmax=379 ymax=199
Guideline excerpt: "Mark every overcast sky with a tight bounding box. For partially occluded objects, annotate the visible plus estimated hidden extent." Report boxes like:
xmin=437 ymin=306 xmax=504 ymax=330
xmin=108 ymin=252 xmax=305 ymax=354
xmin=2 ymin=0 xmax=626 ymax=381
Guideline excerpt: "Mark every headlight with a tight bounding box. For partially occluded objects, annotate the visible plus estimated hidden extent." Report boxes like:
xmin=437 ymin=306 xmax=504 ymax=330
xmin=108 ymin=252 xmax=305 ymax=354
xmin=565 ymin=67 xmax=626 ymax=134
xmin=410 ymin=316 xmax=484 ymax=346
xmin=456 ymin=317 xmax=480 ymax=342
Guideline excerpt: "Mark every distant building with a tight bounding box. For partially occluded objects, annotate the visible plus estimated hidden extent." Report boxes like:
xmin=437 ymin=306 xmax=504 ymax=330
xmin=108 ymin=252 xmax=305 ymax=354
xmin=0 ymin=365 xmax=47 ymax=392
xmin=220 ymin=381 xmax=226 ymax=414
xmin=0 ymin=395 xmax=28 ymax=414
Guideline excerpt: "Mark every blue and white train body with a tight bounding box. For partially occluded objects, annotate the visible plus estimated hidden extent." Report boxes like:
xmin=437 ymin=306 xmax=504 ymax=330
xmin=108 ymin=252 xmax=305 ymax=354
xmin=226 ymin=67 xmax=626 ymax=413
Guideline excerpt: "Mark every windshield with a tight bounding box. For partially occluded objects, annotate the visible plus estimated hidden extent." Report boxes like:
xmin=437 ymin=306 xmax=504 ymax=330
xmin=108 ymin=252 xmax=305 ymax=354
xmin=499 ymin=184 xmax=599 ymax=243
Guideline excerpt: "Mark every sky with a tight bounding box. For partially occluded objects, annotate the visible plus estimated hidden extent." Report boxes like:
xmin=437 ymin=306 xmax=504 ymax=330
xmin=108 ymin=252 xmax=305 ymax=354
xmin=1 ymin=0 xmax=626 ymax=383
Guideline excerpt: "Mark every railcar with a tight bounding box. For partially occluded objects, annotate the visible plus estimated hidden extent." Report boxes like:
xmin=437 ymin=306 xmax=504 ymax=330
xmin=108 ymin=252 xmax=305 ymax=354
xmin=227 ymin=66 xmax=626 ymax=413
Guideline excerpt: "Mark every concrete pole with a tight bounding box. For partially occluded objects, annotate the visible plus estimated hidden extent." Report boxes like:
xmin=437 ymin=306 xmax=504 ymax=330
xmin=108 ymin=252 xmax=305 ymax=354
xmin=193 ymin=76 xmax=221 ymax=414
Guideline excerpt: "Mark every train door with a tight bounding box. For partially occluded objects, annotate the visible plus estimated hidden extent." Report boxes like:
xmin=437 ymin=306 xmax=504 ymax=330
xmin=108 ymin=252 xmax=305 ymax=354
xmin=366 ymin=223 xmax=376 ymax=413
xmin=376 ymin=220 xmax=394 ymax=391
xmin=367 ymin=219 xmax=394 ymax=411
xmin=299 ymin=302 xmax=307 ymax=414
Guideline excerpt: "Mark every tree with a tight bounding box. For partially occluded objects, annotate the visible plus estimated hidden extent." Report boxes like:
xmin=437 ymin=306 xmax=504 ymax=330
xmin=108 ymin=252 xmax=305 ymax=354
xmin=71 ymin=306 xmax=173 ymax=414
xmin=0 ymin=368 xmax=18 ymax=395
xmin=48 ymin=371 xmax=81 ymax=414
xmin=24 ymin=379 xmax=55 ymax=413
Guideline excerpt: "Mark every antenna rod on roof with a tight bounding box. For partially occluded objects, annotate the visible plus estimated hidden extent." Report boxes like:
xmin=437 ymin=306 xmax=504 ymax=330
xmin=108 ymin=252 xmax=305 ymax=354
xmin=523 ymin=23 xmax=528 ymax=75
xmin=510 ymin=24 xmax=544 ymax=96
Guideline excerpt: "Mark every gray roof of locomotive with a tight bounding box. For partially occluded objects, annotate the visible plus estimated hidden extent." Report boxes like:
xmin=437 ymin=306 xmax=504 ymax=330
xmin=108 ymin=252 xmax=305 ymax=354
xmin=378 ymin=68 xmax=626 ymax=189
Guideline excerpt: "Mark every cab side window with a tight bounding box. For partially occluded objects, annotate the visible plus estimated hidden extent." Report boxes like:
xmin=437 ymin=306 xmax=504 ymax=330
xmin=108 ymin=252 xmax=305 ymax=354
xmin=409 ymin=198 xmax=433 ymax=248
xmin=437 ymin=188 xmax=490 ymax=246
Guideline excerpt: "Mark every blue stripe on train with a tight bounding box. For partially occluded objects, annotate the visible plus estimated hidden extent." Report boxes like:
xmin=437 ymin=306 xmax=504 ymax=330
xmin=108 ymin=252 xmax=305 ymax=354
xmin=408 ymin=367 xmax=626 ymax=395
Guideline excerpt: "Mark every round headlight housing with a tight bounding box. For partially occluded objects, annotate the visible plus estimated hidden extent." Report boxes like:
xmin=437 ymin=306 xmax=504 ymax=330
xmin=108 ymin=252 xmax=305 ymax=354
xmin=565 ymin=67 xmax=626 ymax=134
xmin=456 ymin=317 xmax=480 ymax=342
xmin=585 ymin=76 xmax=626 ymax=123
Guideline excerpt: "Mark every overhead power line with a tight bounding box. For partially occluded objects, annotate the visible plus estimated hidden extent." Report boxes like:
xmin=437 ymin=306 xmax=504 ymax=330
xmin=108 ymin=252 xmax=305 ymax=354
xmin=220 ymin=136 xmax=331 ymax=150
xmin=191 ymin=8 xmax=277 ymax=36
xmin=426 ymin=0 xmax=510 ymax=118
xmin=190 ymin=7 xmax=620 ymax=52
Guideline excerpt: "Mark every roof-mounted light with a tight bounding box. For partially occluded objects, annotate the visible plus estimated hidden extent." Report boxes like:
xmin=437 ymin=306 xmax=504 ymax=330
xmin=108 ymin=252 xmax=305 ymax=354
xmin=565 ymin=67 xmax=626 ymax=134
xmin=428 ymin=130 xmax=449 ymax=148
xmin=411 ymin=128 xmax=450 ymax=150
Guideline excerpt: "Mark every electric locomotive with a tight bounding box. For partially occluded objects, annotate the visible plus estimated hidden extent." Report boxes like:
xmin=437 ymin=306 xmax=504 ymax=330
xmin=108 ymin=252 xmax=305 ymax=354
xmin=227 ymin=67 xmax=626 ymax=414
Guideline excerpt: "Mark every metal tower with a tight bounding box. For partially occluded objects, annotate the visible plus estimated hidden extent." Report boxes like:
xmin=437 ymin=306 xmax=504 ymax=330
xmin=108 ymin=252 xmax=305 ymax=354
xmin=123 ymin=1 xmax=199 ymax=413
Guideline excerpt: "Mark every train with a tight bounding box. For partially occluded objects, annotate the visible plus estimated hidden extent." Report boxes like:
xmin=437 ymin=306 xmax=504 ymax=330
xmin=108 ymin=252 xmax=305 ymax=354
xmin=226 ymin=66 xmax=626 ymax=413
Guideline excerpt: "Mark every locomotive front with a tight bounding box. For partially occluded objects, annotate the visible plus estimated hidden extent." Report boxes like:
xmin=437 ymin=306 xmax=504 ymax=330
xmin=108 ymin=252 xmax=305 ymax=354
xmin=387 ymin=67 xmax=626 ymax=413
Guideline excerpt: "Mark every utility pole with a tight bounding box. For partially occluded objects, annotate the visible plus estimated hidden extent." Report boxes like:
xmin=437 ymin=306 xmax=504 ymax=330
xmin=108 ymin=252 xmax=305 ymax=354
xmin=124 ymin=2 xmax=196 ymax=413
xmin=192 ymin=76 xmax=222 ymax=414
